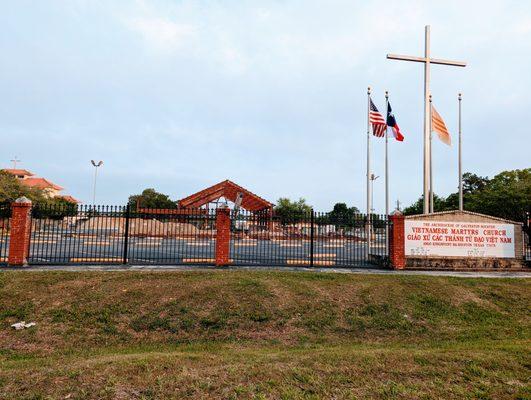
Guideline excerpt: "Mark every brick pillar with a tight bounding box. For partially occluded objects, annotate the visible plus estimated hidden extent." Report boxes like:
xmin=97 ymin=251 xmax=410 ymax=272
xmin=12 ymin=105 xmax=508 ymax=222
xmin=215 ymin=207 xmax=231 ymax=266
xmin=8 ymin=197 xmax=33 ymax=267
xmin=389 ymin=212 xmax=405 ymax=269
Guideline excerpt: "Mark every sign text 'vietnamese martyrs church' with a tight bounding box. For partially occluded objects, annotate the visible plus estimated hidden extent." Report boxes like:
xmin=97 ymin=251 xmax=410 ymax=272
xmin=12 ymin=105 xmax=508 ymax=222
xmin=405 ymin=220 xmax=515 ymax=258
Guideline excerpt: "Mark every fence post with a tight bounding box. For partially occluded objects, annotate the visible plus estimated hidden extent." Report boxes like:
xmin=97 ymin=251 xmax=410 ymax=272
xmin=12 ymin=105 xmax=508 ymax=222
xmin=215 ymin=206 xmax=231 ymax=266
xmin=123 ymin=204 xmax=130 ymax=265
xmin=8 ymin=197 xmax=33 ymax=267
xmin=389 ymin=211 xmax=406 ymax=269
xmin=310 ymin=210 xmax=314 ymax=267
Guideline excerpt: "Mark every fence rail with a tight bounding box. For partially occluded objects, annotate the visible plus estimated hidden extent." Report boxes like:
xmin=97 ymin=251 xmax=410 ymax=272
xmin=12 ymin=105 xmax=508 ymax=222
xmin=4 ymin=203 xmax=390 ymax=268
xmin=229 ymin=210 xmax=388 ymax=267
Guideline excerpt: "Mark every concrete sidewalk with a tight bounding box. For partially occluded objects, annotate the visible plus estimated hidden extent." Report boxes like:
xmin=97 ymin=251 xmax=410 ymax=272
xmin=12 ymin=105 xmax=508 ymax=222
xmin=2 ymin=264 xmax=530 ymax=278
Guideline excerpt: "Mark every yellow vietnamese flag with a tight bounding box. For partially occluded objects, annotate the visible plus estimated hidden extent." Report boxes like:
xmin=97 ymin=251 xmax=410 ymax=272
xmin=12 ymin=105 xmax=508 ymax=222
xmin=431 ymin=105 xmax=451 ymax=146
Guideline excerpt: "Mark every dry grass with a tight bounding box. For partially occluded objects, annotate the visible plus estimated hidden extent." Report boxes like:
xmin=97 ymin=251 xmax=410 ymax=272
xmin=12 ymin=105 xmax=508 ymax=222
xmin=0 ymin=270 xmax=530 ymax=399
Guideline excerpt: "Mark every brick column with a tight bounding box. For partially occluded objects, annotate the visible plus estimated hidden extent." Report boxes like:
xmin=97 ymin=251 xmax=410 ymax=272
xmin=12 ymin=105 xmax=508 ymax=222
xmin=389 ymin=212 xmax=405 ymax=269
xmin=215 ymin=207 xmax=231 ymax=266
xmin=8 ymin=197 xmax=33 ymax=267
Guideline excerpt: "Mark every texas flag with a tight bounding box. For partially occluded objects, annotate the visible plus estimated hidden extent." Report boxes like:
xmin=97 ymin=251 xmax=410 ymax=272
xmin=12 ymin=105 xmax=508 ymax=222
xmin=386 ymin=102 xmax=405 ymax=141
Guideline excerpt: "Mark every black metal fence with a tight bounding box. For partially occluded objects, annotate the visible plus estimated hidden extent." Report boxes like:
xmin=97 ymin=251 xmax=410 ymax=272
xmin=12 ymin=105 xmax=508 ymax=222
xmin=230 ymin=210 xmax=388 ymax=267
xmin=127 ymin=208 xmax=216 ymax=265
xmin=29 ymin=205 xmax=218 ymax=265
xmin=9 ymin=203 xmax=390 ymax=267
xmin=0 ymin=203 xmax=10 ymax=265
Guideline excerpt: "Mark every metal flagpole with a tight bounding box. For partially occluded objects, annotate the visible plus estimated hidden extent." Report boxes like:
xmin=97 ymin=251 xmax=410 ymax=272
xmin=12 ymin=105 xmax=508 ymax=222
xmin=458 ymin=92 xmax=463 ymax=211
xmin=429 ymin=94 xmax=434 ymax=213
xmin=366 ymin=87 xmax=372 ymax=255
xmin=384 ymin=91 xmax=389 ymax=253
xmin=423 ymin=25 xmax=431 ymax=214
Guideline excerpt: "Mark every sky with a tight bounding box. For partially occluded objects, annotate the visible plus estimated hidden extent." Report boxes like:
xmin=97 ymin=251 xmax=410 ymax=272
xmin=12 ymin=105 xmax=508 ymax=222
xmin=0 ymin=0 xmax=529 ymax=211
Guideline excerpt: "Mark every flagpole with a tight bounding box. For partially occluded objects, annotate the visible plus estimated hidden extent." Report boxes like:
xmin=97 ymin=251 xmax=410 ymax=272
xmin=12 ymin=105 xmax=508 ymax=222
xmin=366 ymin=87 xmax=372 ymax=256
xmin=458 ymin=92 xmax=463 ymax=211
xmin=423 ymin=25 xmax=431 ymax=215
xmin=384 ymin=91 xmax=389 ymax=254
xmin=429 ymin=94 xmax=434 ymax=213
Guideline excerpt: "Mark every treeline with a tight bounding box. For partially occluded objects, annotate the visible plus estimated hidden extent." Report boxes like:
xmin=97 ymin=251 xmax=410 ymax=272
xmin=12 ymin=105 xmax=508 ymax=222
xmin=272 ymin=198 xmax=386 ymax=227
xmin=403 ymin=169 xmax=530 ymax=222
xmin=126 ymin=168 xmax=530 ymax=225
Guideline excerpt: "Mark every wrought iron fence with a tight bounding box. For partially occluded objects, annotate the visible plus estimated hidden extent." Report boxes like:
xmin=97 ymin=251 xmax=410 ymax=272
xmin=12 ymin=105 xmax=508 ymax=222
xmin=230 ymin=210 xmax=388 ymax=267
xmin=4 ymin=203 xmax=391 ymax=267
xmin=28 ymin=204 xmax=218 ymax=265
xmin=29 ymin=205 xmax=126 ymax=265
xmin=0 ymin=203 xmax=10 ymax=265
xmin=127 ymin=208 xmax=217 ymax=265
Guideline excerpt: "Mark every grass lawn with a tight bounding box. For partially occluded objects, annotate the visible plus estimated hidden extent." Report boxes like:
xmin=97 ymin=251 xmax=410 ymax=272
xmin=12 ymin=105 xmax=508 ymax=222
xmin=0 ymin=270 xmax=529 ymax=399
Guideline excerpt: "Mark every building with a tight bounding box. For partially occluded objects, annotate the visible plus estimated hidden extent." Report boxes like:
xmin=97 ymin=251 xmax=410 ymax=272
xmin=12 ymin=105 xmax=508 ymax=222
xmin=1 ymin=168 xmax=79 ymax=203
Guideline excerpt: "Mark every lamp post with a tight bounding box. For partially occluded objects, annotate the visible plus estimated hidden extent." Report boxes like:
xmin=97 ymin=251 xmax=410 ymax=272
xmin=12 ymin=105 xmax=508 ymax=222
xmin=370 ymin=173 xmax=379 ymax=214
xmin=90 ymin=160 xmax=103 ymax=207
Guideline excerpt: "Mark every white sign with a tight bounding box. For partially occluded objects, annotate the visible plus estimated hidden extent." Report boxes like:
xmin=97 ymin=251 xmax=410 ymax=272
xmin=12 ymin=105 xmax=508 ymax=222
xmin=405 ymin=220 xmax=515 ymax=258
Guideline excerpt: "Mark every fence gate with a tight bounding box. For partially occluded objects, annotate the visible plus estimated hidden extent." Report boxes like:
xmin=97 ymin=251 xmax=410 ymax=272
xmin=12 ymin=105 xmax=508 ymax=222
xmin=28 ymin=204 xmax=217 ymax=265
xmin=29 ymin=205 xmax=127 ymax=265
xmin=230 ymin=210 xmax=388 ymax=268
xmin=126 ymin=208 xmax=216 ymax=265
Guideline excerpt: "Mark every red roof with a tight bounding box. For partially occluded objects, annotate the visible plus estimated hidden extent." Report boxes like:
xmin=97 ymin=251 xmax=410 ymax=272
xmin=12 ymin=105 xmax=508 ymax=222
xmin=2 ymin=169 xmax=34 ymax=177
xmin=21 ymin=178 xmax=63 ymax=191
xmin=178 ymin=180 xmax=273 ymax=212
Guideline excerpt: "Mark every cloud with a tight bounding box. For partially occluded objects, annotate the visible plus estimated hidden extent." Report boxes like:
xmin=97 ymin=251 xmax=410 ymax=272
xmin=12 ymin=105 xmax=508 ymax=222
xmin=125 ymin=16 xmax=195 ymax=53
xmin=0 ymin=0 xmax=529 ymax=208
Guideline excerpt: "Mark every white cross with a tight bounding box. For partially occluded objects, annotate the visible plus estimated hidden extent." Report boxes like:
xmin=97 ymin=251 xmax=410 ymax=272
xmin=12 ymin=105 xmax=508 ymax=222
xmin=387 ymin=25 xmax=466 ymax=214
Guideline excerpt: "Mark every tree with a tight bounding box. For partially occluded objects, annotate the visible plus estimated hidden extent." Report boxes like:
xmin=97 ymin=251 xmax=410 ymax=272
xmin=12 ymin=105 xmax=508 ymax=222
xmin=465 ymin=169 xmax=530 ymax=222
xmin=403 ymin=194 xmax=448 ymax=215
xmin=462 ymin=172 xmax=489 ymax=193
xmin=274 ymin=197 xmax=312 ymax=224
xmin=0 ymin=171 xmax=79 ymax=218
xmin=403 ymin=168 xmax=531 ymax=222
xmin=32 ymin=197 xmax=78 ymax=219
xmin=0 ymin=171 xmax=47 ymax=204
xmin=128 ymin=188 xmax=177 ymax=211
xmin=325 ymin=202 xmax=362 ymax=228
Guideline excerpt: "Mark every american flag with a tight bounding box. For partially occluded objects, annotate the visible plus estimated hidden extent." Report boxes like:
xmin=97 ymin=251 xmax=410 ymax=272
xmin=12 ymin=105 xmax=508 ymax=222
xmin=369 ymin=98 xmax=387 ymax=137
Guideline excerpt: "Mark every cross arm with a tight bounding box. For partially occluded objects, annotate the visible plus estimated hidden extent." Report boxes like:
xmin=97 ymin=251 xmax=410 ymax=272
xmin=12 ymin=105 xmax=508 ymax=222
xmin=387 ymin=54 xmax=466 ymax=67
xmin=387 ymin=54 xmax=426 ymax=63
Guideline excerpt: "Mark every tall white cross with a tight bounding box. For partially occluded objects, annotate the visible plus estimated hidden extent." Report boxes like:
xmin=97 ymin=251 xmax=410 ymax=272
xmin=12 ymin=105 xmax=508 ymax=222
xmin=10 ymin=156 xmax=21 ymax=169
xmin=387 ymin=25 xmax=466 ymax=214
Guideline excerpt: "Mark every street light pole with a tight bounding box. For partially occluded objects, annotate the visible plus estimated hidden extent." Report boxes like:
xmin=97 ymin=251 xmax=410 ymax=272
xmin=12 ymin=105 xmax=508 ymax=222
xmin=90 ymin=160 xmax=103 ymax=207
xmin=370 ymin=173 xmax=379 ymax=214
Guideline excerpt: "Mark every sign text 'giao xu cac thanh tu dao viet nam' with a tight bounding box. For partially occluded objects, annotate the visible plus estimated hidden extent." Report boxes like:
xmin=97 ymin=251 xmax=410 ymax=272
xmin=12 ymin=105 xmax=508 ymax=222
xmin=404 ymin=220 xmax=515 ymax=258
